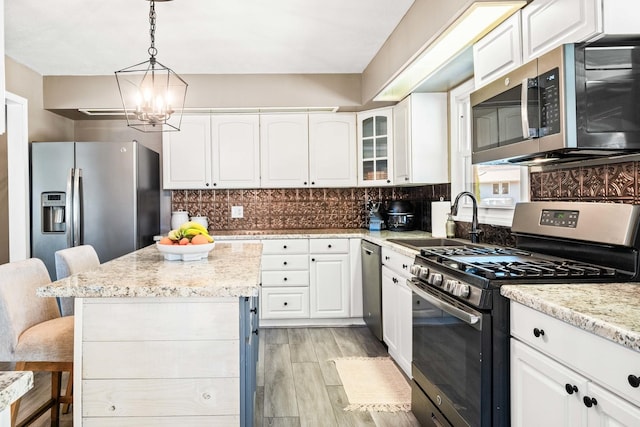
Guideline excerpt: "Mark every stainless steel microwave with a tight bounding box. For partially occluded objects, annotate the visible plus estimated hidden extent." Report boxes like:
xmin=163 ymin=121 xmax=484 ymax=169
xmin=471 ymin=43 xmax=640 ymax=164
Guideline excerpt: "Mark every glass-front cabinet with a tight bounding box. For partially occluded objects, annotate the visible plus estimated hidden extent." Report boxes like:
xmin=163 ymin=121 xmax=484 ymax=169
xmin=357 ymin=108 xmax=393 ymax=186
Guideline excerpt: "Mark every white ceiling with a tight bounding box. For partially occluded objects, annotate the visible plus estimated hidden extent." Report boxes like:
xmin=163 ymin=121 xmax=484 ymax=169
xmin=5 ymin=0 xmax=415 ymax=76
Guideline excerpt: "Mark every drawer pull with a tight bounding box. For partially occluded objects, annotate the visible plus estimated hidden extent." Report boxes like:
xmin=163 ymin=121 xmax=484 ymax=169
xmin=253 ymin=329 xmax=259 ymax=336
xmin=533 ymin=328 xmax=545 ymax=338
xmin=385 ymin=256 xmax=390 ymax=261
xmin=311 ymin=258 xmax=315 ymax=262
xmin=565 ymin=384 xmax=578 ymax=395
xmin=283 ymin=261 xmax=288 ymax=266
xmin=283 ymin=277 xmax=288 ymax=281
xmin=583 ymin=396 xmax=598 ymax=408
xmin=402 ymin=264 xmax=408 ymax=269
xmin=108 ymin=405 xmax=116 ymax=412
xmin=283 ymin=302 xmax=288 ymax=306
xmin=628 ymin=374 xmax=640 ymax=388
xmin=392 ymin=277 xmax=398 ymax=284
xmin=250 ymin=307 xmax=257 ymax=314
xmin=203 ymin=392 xmax=211 ymax=400
xmin=283 ymin=245 xmax=287 ymax=249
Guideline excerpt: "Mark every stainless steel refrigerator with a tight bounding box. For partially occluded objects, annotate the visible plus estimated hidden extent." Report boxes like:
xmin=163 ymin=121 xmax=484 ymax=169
xmin=30 ymin=141 xmax=160 ymax=280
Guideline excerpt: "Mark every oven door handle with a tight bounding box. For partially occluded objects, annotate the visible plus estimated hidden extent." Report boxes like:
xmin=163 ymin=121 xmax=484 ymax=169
xmin=409 ymin=280 xmax=481 ymax=329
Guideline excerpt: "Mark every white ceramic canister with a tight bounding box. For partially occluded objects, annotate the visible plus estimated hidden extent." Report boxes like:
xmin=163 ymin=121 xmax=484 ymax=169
xmin=171 ymin=211 xmax=189 ymax=229
xmin=190 ymin=216 xmax=209 ymax=229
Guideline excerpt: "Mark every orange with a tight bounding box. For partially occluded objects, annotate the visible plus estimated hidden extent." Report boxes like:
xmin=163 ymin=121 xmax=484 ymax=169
xmin=179 ymin=237 xmax=190 ymax=245
xmin=191 ymin=234 xmax=209 ymax=245
xmin=159 ymin=237 xmax=173 ymax=245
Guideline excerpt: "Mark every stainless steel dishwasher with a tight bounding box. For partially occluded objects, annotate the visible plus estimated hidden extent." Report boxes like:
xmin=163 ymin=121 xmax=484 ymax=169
xmin=361 ymin=240 xmax=382 ymax=341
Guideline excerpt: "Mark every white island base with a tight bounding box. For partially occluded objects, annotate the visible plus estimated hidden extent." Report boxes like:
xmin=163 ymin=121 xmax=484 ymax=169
xmin=74 ymin=296 xmax=257 ymax=427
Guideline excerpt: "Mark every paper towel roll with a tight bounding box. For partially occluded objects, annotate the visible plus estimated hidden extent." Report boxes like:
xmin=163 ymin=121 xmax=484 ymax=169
xmin=431 ymin=201 xmax=451 ymax=238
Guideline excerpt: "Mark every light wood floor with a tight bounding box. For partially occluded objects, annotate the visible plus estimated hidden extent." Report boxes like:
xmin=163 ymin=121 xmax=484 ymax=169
xmin=2 ymin=326 xmax=418 ymax=427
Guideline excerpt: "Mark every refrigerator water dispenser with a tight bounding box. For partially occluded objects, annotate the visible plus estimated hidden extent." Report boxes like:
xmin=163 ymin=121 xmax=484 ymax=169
xmin=42 ymin=192 xmax=66 ymax=233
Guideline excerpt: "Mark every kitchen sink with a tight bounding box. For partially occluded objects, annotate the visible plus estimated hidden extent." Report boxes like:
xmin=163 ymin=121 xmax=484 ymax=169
xmin=386 ymin=238 xmax=468 ymax=251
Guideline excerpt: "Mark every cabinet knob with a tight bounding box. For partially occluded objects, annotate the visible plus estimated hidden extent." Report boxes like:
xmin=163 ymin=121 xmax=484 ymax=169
xmin=402 ymin=264 xmax=408 ymax=269
xmin=304 ymin=181 xmax=308 ymax=185
xmin=252 ymin=329 xmax=259 ymax=336
xmin=565 ymin=384 xmax=578 ymax=395
xmin=311 ymin=258 xmax=315 ymax=262
xmin=283 ymin=261 xmax=288 ymax=265
xmin=583 ymin=396 xmax=598 ymax=408
xmin=213 ymin=182 xmax=217 ymax=186
xmin=386 ymin=179 xmax=391 ymax=183
xmin=108 ymin=405 xmax=116 ymax=412
xmin=311 ymin=181 xmax=315 ymax=185
xmin=628 ymin=374 xmax=640 ymax=388
xmin=283 ymin=302 xmax=288 ymax=306
xmin=250 ymin=307 xmax=257 ymax=314
xmin=283 ymin=245 xmax=287 ymax=249
xmin=385 ymin=256 xmax=390 ymax=261
xmin=283 ymin=277 xmax=288 ymax=281
xmin=533 ymin=328 xmax=545 ymax=338
xmin=202 ymin=392 xmax=211 ymax=400
xmin=205 ymin=182 xmax=210 ymax=187
xmin=392 ymin=277 xmax=398 ymax=284
xmin=328 ymin=244 xmax=332 ymax=248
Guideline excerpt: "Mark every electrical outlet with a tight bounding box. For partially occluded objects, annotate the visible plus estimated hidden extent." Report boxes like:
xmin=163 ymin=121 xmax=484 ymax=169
xmin=231 ymin=205 xmax=244 ymax=218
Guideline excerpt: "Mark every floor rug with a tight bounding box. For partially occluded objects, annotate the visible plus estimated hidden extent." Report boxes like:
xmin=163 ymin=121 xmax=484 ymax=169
xmin=333 ymin=357 xmax=411 ymax=412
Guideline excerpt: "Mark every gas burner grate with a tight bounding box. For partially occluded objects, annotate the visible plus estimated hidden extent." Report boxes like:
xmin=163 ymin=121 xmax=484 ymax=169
xmin=462 ymin=260 xmax=617 ymax=280
xmin=422 ymin=246 xmax=531 ymax=257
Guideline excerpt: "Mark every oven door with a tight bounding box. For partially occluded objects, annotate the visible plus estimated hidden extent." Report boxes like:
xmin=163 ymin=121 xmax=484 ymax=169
xmin=409 ymin=278 xmax=491 ymax=427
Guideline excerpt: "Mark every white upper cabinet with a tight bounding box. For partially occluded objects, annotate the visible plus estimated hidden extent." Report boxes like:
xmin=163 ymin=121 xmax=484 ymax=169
xmin=308 ymin=113 xmax=357 ymax=187
xmin=393 ymin=93 xmax=448 ymax=185
xmin=162 ymin=115 xmax=212 ymax=189
xmin=521 ymin=0 xmax=640 ymax=63
xmin=357 ymin=108 xmax=393 ymax=186
xmin=260 ymin=114 xmax=309 ymax=188
xmin=211 ymin=114 xmax=260 ymax=188
xmin=473 ymin=11 xmax=523 ymax=89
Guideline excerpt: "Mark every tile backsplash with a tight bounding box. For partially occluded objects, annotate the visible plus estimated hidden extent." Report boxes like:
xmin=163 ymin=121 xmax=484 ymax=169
xmin=171 ymin=184 xmax=451 ymax=232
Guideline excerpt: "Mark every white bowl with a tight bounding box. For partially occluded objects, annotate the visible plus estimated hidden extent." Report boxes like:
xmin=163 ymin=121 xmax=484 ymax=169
xmin=156 ymin=242 xmax=215 ymax=261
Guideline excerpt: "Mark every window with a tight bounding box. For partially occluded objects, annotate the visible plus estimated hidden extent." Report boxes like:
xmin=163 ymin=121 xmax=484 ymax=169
xmin=449 ymin=79 xmax=528 ymax=227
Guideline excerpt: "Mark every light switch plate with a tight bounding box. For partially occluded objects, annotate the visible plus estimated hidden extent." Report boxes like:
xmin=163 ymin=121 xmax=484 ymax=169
xmin=231 ymin=205 xmax=244 ymax=218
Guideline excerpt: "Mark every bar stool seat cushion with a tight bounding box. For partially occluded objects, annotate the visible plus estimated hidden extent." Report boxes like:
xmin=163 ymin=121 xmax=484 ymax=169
xmin=14 ymin=316 xmax=74 ymax=362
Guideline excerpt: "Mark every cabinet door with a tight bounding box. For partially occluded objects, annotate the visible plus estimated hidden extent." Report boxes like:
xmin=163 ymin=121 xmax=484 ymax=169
xmin=392 ymin=98 xmax=410 ymax=184
xmin=473 ymin=10 xmax=522 ymax=89
xmin=260 ymin=114 xmax=309 ymax=188
xmin=511 ymin=339 xmax=587 ymax=427
xmin=586 ymin=382 xmax=640 ymax=427
xmin=162 ymin=115 xmax=211 ymax=189
xmin=396 ymin=281 xmax=413 ymax=378
xmin=381 ymin=267 xmax=398 ymax=355
xmin=309 ymin=253 xmax=350 ymax=318
xmin=211 ymin=115 xmax=260 ymax=188
xmin=308 ymin=113 xmax=357 ymax=187
xmin=357 ymin=108 xmax=393 ymax=186
xmin=521 ymin=0 xmax=600 ymax=62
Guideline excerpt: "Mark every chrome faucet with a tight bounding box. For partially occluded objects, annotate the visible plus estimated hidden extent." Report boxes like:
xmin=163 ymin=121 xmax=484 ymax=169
xmin=451 ymin=191 xmax=482 ymax=243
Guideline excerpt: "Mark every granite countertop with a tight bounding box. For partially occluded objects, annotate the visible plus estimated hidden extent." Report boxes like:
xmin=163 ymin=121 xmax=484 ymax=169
xmin=501 ymin=283 xmax=640 ymax=353
xmin=0 ymin=371 xmax=33 ymax=412
xmin=37 ymin=242 xmax=263 ymax=298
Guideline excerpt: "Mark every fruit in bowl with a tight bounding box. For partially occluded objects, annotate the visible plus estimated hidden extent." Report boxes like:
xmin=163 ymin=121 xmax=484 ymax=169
xmin=158 ymin=221 xmax=214 ymax=245
xmin=156 ymin=222 xmax=216 ymax=261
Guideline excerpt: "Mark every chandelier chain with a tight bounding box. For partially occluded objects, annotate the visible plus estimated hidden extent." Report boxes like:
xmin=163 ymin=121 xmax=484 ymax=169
xmin=148 ymin=0 xmax=158 ymax=58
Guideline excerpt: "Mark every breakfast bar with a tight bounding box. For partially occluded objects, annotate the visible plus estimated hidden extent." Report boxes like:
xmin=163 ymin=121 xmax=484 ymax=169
xmin=36 ymin=242 xmax=263 ymax=427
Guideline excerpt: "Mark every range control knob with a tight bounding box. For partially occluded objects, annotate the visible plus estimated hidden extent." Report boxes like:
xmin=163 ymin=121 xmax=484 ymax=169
xmin=419 ymin=267 xmax=430 ymax=280
xmin=410 ymin=264 xmax=422 ymax=275
xmin=444 ymin=279 xmax=457 ymax=292
xmin=458 ymin=284 xmax=471 ymax=298
xmin=429 ymin=273 xmax=443 ymax=286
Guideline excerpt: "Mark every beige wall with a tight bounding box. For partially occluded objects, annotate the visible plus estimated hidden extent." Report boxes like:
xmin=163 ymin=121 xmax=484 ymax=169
xmin=5 ymin=57 xmax=74 ymax=142
xmin=361 ymin=0 xmax=473 ymax=104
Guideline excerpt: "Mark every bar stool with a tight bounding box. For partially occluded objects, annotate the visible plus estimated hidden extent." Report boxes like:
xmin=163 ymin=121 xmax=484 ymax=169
xmin=0 ymin=258 xmax=73 ymax=427
xmin=54 ymin=245 xmax=100 ymax=316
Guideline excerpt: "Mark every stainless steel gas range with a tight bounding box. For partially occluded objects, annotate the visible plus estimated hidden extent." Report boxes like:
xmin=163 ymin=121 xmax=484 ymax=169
xmin=408 ymin=201 xmax=640 ymax=427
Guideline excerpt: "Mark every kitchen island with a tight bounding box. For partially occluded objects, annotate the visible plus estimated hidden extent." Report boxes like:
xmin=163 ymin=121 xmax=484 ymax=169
xmin=37 ymin=242 xmax=263 ymax=427
xmin=0 ymin=371 xmax=33 ymax=427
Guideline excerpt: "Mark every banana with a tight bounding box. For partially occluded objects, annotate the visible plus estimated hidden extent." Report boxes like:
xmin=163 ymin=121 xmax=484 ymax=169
xmin=168 ymin=229 xmax=182 ymax=241
xmin=183 ymin=228 xmax=205 ymax=238
xmin=179 ymin=221 xmax=208 ymax=234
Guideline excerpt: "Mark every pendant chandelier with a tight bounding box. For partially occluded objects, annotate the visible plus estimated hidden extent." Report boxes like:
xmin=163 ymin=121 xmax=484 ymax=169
xmin=115 ymin=0 xmax=188 ymax=132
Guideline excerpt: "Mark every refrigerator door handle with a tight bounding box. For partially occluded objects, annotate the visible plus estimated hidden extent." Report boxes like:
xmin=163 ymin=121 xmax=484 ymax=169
xmin=66 ymin=168 xmax=74 ymax=248
xmin=73 ymin=168 xmax=82 ymax=247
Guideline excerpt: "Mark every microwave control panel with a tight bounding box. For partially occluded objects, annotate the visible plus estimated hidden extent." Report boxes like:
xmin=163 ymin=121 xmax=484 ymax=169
xmin=540 ymin=209 xmax=579 ymax=228
xmin=539 ymin=67 xmax=560 ymax=137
